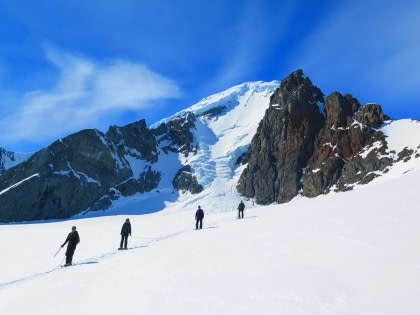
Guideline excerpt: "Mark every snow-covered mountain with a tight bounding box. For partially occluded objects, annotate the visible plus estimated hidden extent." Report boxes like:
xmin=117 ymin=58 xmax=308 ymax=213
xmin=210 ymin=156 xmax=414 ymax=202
xmin=0 ymin=70 xmax=419 ymax=222
xmin=1 ymin=70 xmax=420 ymax=314
xmin=0 ymin=148 xmax=32 ymax=173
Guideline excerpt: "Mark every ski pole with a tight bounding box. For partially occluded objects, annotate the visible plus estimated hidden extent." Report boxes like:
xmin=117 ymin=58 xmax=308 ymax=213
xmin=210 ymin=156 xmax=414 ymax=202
xmin=53 ymin=246 xmax=62 ymax=257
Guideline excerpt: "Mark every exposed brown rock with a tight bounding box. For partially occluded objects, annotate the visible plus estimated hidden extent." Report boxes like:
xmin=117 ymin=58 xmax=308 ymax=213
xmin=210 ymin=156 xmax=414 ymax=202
xmin=237 ymin=69 xmax=325 ymax=204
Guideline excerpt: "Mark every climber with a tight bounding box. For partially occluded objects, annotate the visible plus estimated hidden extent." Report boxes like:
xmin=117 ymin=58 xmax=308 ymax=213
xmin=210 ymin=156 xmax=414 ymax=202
xmin=195 ymin=206 xmax=204 ymax=230
xmin=119 ymin=218 xmax=132 ymax=249
xmin=238 ymin=200 xmax=245 ymax=219
xmin=61 ymin=226 xmax=80 ymax=266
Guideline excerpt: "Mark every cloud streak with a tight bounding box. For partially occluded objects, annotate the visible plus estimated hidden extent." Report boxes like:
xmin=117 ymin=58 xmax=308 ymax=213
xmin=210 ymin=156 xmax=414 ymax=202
xmin=0 ymin=46 xmax=180 ymax=146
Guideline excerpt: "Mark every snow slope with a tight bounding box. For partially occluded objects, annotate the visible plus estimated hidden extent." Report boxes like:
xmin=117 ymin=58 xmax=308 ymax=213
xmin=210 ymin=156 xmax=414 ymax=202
xmin=0 ymin=167 xmax=419 ymax=315
xmin=92 ymin=81 xmax=280 ymax=216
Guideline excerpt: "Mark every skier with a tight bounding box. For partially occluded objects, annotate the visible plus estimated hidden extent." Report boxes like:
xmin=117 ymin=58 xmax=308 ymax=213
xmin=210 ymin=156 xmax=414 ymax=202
xmin=195 ymin=206 xmax=204 ymax=230
xmin=61 ymin=226 xmax=80 ymax=266
xmin=119 ymin=218 xmax=131 ymax=250
xmin=238 ymin=200 xmax=245 ymax=219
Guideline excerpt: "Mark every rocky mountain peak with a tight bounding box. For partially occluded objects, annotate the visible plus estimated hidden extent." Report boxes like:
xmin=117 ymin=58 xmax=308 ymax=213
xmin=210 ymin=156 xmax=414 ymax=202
xmin=237 ymin=70 xmax=326 ymax=204
xmin=270 ymin=69 xmax=324 ymax=112
xmin=106 ymin=119 xmax=157 ymax=162
xmin=277 ymin=69 xmax=307 ymax=91
xmin=237 ymin=70 xmax=412 ymax=203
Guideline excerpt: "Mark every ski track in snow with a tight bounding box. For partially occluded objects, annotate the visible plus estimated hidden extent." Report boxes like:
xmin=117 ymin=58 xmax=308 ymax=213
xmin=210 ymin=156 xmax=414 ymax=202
xmin=0 ymin=220 xmax=197 ymax=289
xmin=0 ymin=211 xmax=247 ymax=291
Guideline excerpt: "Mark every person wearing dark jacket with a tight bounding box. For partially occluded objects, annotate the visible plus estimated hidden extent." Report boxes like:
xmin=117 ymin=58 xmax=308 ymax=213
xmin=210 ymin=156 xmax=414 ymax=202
xmin=119 ymin=218 xmax=131 ymax=249
xmin=195 ymin=206 xmax=204 ymax=230
xmin=238 ymin=201 xmax=245 ymax=219
xmin=61 ymin=226 xmax=80 ymax=266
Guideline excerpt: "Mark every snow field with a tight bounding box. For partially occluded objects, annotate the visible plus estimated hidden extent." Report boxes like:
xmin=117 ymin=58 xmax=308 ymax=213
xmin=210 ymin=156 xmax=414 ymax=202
xmin=1 ymin=169 xmax=420 ymax=315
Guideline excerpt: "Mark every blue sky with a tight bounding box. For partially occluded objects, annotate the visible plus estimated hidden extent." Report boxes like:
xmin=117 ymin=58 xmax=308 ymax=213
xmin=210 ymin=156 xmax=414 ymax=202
xmin=0 ymin=0 xmax=419 ymax=152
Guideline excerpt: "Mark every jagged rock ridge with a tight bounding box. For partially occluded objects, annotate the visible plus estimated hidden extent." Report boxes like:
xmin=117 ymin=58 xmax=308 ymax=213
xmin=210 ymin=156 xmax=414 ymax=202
xmin=237 ymin=70 xmax=325 ymax=204
xmin=0 ymin=115 xmax=200 ymax=222
xmin=237 ymin=69 xmax=415 ymax=204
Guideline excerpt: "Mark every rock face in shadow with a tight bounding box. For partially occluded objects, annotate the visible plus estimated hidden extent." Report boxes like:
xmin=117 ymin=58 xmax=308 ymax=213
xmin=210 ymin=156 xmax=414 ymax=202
xmin=152 ymin=112 xmax=197 ymax=156
xmin=237 ymin=70 xmax=325 ymax=204
xmin=0 ymin=111 xmax=203 ymax=222
xmin=0 ymin=121 xmax=162 ymax=222
xmin=172 ymin=165 xmax=203 ymax=194
xmin=106 ymin=120 xmax=158 ymax=163
xmin=237 ymin=69 xmax=396 ymax=204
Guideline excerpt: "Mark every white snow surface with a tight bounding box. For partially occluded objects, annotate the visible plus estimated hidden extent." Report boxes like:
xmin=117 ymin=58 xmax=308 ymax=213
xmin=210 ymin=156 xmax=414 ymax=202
xmin=382 ymin=119 xmax=420 ymax=153
xmin=1 ymin=169 xmax=420 ymax=314
xmin=150 ymin=81 xmax=280 ymax=129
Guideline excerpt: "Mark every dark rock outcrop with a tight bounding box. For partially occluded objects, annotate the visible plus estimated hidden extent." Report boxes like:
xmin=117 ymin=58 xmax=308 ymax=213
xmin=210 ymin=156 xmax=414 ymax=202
xmin=172 ymin=165 xmax=203 ymax=194
xmin=199 ymin=106 xmax=227 ymax=119
xmin=152 ymin=112 xmax=197 ymax=156
xmin=106 ymin=120 xmax=158 ymax=163
xmin=237 ymin=69 xmax=325 ymax=204
xmin=354 ymin=104 xmax=390 ymax=129
xmin=0 ymin=120 xmax=161 ymax=222
xmin=302 ymin=93 xmax=391 ymax=196
xmin=238 ymin=69 xmax=400 ymax=204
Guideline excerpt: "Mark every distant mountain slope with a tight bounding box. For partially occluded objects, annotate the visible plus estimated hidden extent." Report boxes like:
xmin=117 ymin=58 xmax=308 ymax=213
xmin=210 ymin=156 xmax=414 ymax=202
xmin=0 ymin=148 xmax=32 ymax=173
xmin=0 ymin=70 xmax=419 ymax=223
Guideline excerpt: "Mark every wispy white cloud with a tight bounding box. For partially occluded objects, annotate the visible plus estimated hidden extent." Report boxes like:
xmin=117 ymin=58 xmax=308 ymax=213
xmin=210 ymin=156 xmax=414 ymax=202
xmin=0 ymin=46 xmax=180 ymax=145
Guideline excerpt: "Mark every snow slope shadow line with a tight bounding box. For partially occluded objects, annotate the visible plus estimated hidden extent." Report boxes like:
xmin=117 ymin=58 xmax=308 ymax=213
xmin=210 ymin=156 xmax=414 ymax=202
xmin=0 ymin=262 xmax=64 ymax=289
xmin=84 ymin=216 xmax=250 ymax=275
xmin=65 ymin=224 xmax=196 ymax=272
xmin=0 ymin=231 xmax=182 ymax=290
xmin=77 ymin=261 xmax=99 ymax=265
xmin=0 ymin=219 xmax=228 ymax=289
